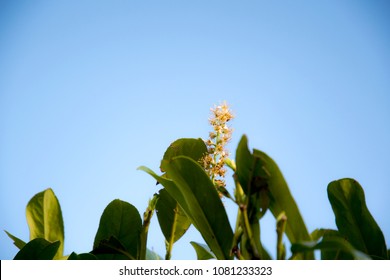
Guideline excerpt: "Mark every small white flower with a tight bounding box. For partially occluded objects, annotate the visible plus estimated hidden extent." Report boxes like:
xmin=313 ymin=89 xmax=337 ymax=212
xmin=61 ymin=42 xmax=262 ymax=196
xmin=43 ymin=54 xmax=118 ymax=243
xmin=200 ymin=101 xmax=234 ymax=195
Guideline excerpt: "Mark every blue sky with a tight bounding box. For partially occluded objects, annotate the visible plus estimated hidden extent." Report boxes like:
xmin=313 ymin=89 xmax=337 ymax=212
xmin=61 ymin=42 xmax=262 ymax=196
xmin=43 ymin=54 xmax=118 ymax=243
xmin=1 ymin=0 xmax=389 ymax=259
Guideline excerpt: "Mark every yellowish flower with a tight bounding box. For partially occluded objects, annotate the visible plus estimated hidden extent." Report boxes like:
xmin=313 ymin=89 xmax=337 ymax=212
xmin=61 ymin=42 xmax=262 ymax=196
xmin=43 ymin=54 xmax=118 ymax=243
xmin=201 ymin=101 xmax=234 ymax=194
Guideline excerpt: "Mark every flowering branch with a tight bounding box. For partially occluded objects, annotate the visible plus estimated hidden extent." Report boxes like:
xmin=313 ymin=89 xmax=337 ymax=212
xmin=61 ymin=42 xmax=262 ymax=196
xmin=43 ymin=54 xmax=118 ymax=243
xmin=201 ymin=101 xmax=234 ymax=195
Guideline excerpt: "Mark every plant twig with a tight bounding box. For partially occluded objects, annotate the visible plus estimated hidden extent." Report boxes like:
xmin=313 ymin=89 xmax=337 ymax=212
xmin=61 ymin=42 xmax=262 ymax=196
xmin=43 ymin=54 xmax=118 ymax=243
xmin=139 ymin=195 xmax=158 ymax=260
xmin=276 ymin=212 xmax=287 ymax=260
xmin=165 ymin=204 xmax=179 ymax=260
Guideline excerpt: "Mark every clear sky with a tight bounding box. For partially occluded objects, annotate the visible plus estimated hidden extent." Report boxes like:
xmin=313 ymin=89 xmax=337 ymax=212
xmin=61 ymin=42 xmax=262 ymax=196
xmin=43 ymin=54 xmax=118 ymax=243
xmin=1 ymin=0 xmax=389 ymax=260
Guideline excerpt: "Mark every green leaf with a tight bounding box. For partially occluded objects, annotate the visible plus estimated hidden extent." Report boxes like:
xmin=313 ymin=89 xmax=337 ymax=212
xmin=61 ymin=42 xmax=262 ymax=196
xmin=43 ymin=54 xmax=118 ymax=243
xmin=190 ymin=242 xmax=216 ymax=260
xmin=235 ymin=135 xmax=262 ymax=197
xmin=161 ymin=138 xmax=207 ymax=170
xmin=254 ymin=149 xmax=311 ymax=244
xmin=235 ymin=135 xmax=312 ymax=260
xmin=309 ymin=229 xmax=357 ymax=260
xmin=138 ymin=137 xmax=207 ymax=243
xmin=156 ymin=189 xmax=191 ymax=243
xmin=25 ymin=188 xmax=64 ymax=259
xmin=67 ymin=252 xmax=98 ymax=260
xmin=5 ymin=230 xmax=26 ymax=250
xmin=91 ymin=236 xmax=133 ymax=260
xmin=14 ymin=238 xmax=60 ymax=260
xmin=291 ymin=233 xmax=371 ymax=260
xmin=328 ymin=178 xmax=388 ymax=259
xmin=161 ymin=156 xmax=234 ymax=260
xmin=139 ymin=166 xmax=194 ymax=223
xmin=310 ymin=228 xmax=326 ymax=242
xmin=93 ymin=199 xmax=142 ymax=260
xmin=235 ymin=136 xmax=272 ymax=259
xmin=320 ymin=230 xmax=356 ymax=260
xmin=235 ymin=135 xmax=312 ymax=257
xmin=139 ymin=138 xmax=229 ymax=259
xmin=146 ymin=249 xmax=163 ymax=260
xmin=138 ymin=166 xmax=194 ymax=260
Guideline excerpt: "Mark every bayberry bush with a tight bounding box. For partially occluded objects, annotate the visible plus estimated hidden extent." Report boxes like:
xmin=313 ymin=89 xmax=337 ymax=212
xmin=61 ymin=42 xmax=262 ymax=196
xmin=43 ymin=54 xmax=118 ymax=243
xmin=6 ymin=102 xmax=389 ymax=260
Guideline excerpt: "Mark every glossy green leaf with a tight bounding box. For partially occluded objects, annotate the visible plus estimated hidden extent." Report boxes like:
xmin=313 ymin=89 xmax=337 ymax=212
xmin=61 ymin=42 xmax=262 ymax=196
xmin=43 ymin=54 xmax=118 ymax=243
xmin=291 ymin=233 xmax=371 ymax=260
xmin=138 ymin=166 xmax=191 ymax=223
xmin=328 ymin=179 xmax=388 ymax=259
xmin=14 ymin=238 xmax=60 ymax=260
xmin=139 ymin=138 xmax=207 ymax=254
xmin=25 ymin=188 xmax=64 ymax=259
xmin=67 ymin=252 xmax=98 ymax=260
xmin=93 ymin=199 xmax=142 ymax=260
xmin=139 ymin=161 xmax=233 ymax=259
xmin=254 ymin=149 xmax=311 ymax=244
xmin=235 ymin=135 xmax=264 ymax=197
xmin=161 ymin=156 xmax=233 ymax=260
xmin=190 ymin=242 xmax=216 ymax=260
xmin=320 ymin=229 xmax=355 ymax=260
xmin=156 ymin=189 xmax=191 ymax=244
xmin=235 ymin=136 xmax=271 ymax=259
xmin=146 ymin=249 xmax=163 ymax=260
xmin=235 ymin=136 xmax=311 ymax=250
xmin=5 ymin=230 xmax=26 ymax=250
xmin=309 ymin=229 xmax=357 ymax=260
xmin=161 ymin=138 xmax=207 ymax=170
xmin=138 ymin=166 xmax=196 ymax=259
xmin=92 ymin=236 xmax=133 ymax=260
xmin=310 ymin=228 xmax=326 ymax=242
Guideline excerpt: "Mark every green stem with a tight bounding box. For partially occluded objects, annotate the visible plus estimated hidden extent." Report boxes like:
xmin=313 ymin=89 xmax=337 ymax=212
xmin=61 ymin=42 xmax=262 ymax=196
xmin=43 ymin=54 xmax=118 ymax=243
xmin=276 ymin=212 xmax=287 ymax=260
xmin=242 ymin=207 xmax=261 ymax=259
xmin=233 ymin=174 xmax=260 ymax=259
xmin=241 ymin=157 xmax=262 ymax=259
xmin=139 ymin=195 xmax=158 ymax=260
xmin=230 ymin=177 xmax=245 ymax=259
xmin=231 ymin=207 xmax=243 ymax=259
xmin=165 ymin=204 xmax=179 ymax=260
